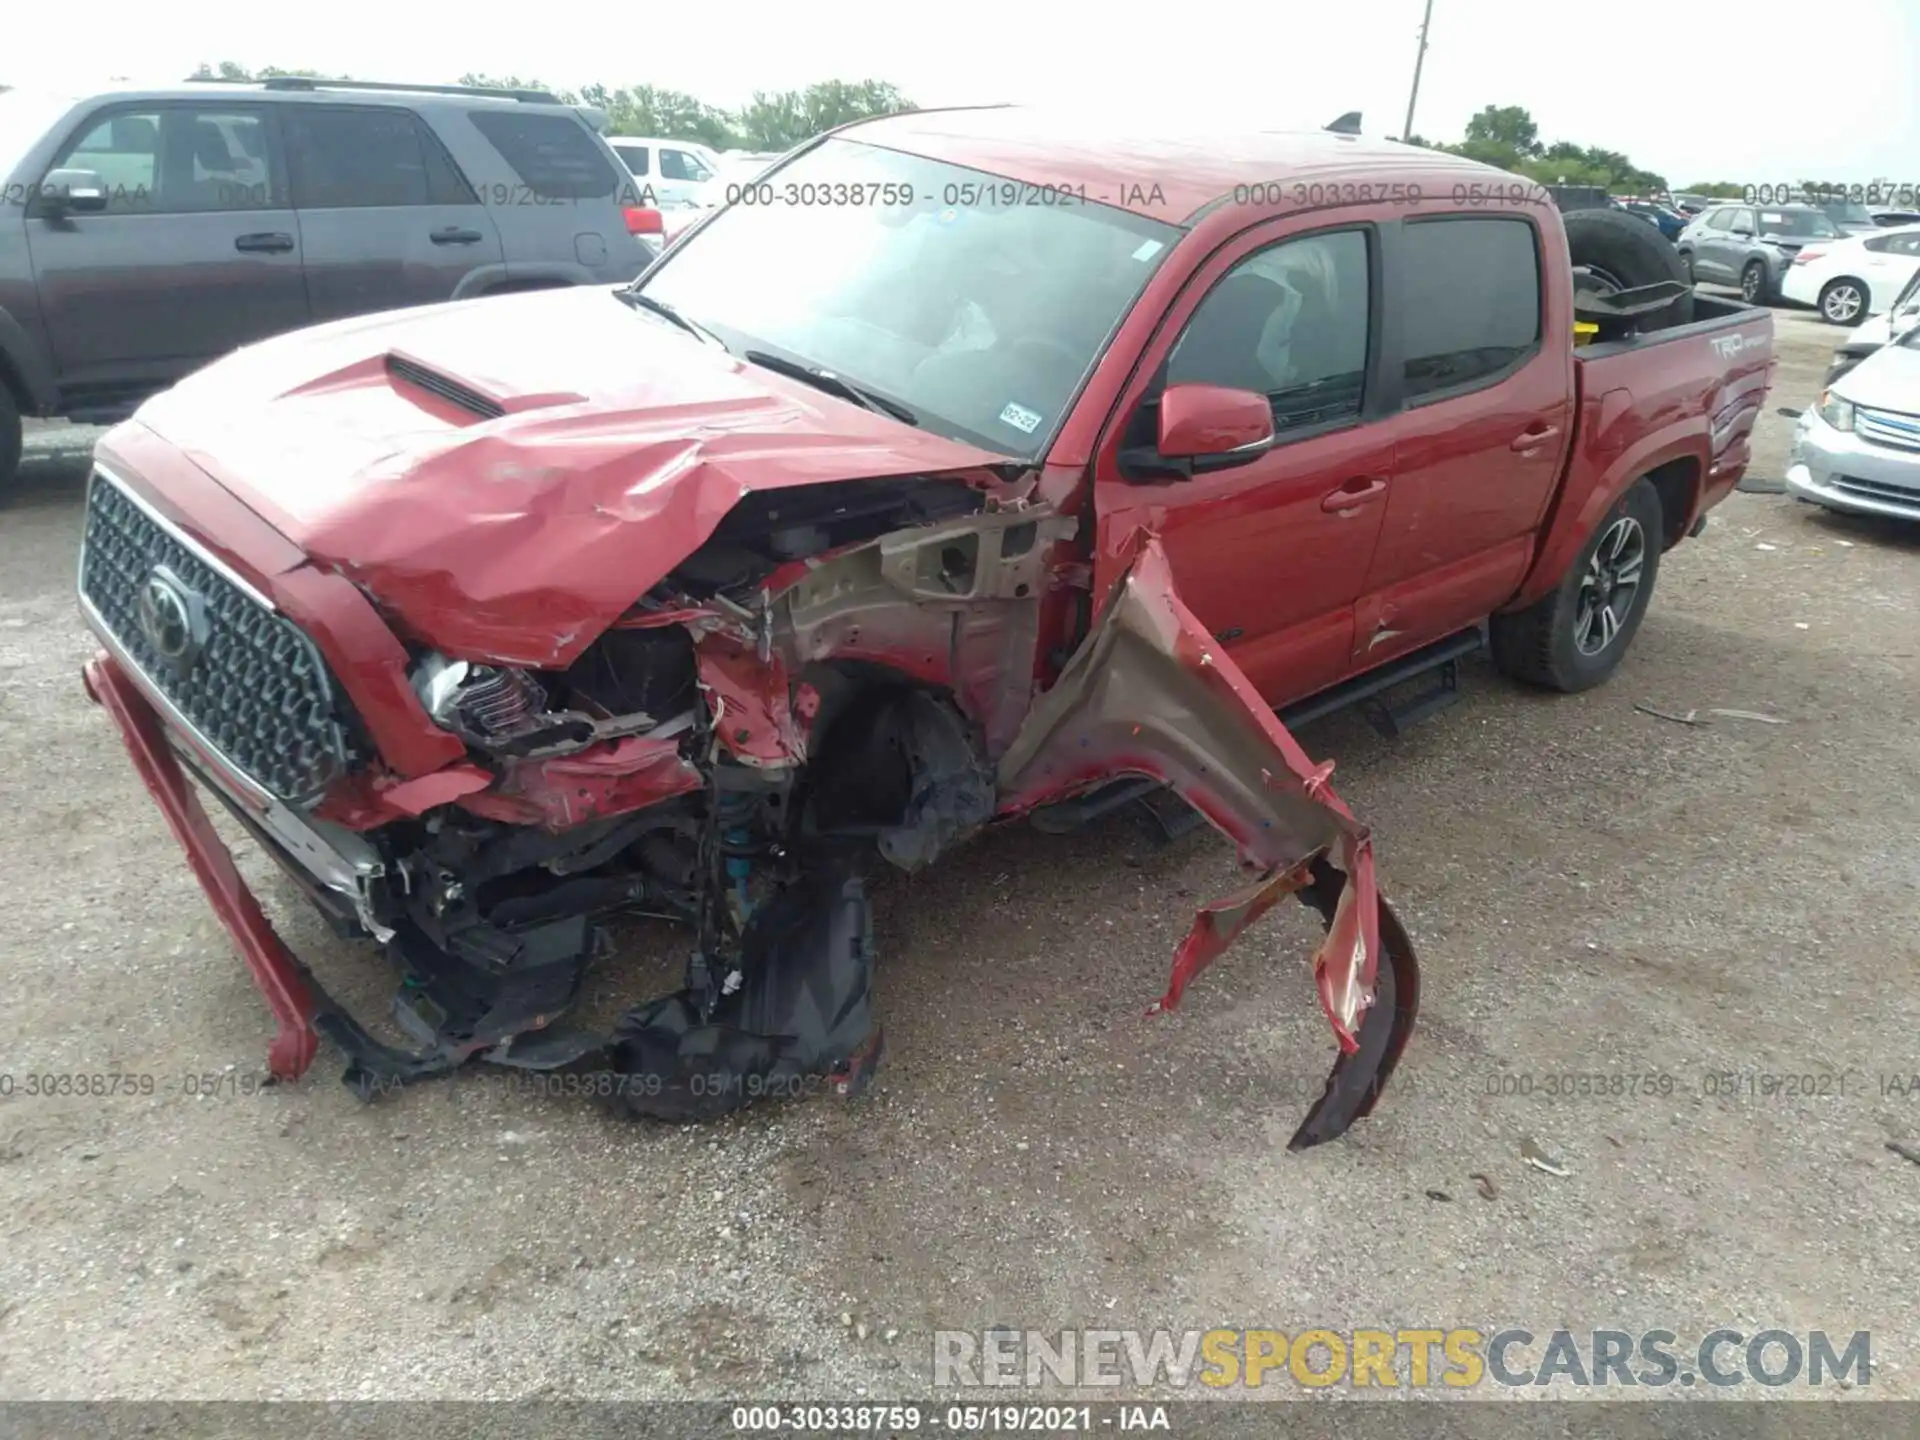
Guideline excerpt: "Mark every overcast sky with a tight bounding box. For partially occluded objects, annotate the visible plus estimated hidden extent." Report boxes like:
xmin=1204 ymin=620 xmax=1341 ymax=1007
xmin=14 ymin=0 xmax=1918 ymax=186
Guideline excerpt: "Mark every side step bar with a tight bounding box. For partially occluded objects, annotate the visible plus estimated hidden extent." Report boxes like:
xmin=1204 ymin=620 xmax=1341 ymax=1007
xmin=1281 ymin=625 xmax=1485 ymax=738
xmin=1028 ymin=625 xmax=1486 ymax=841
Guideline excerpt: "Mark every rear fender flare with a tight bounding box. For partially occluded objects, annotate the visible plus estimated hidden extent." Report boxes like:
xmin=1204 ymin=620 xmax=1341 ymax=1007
xmin=1508 ymin=410 xmax=1708 ymax=610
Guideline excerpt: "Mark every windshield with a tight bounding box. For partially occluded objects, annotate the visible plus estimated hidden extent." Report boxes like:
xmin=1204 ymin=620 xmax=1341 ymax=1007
xmin=1756 ymin=209 xmax=1839 ymax=238
xmin=0 ymin=91 xmax=80 ymax=178
xmin=1821 ymin=200 xmax=1875 ymax=227
xmin=637 ymin=137 xmax=1181 ymax=458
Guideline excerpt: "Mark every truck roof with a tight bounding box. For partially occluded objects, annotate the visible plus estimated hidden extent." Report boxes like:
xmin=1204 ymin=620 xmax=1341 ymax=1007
xmin=840 ymin=105 xmax=1510 ymax=225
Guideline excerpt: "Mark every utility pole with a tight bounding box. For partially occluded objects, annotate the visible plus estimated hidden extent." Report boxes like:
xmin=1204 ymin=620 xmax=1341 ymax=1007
xmin=1402 ymin=0 xmax=1435 ymax=142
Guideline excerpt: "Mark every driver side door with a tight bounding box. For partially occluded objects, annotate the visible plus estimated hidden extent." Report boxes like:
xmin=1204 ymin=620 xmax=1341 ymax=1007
xmin=1091 ymin=221 xmax=1394 ymax=707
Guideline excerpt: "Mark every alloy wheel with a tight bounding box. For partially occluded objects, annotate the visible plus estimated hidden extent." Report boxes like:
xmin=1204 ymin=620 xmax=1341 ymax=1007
xmin=1823 ymin=283 xmax=1864 ymax=323
xmin=1574 ymin=516 xmax=1646 ymax=656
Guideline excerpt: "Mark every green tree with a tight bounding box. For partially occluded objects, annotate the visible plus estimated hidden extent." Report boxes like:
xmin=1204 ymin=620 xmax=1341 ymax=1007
xmin=1683 ymin=181 xmax=1747 ymax=198
xmin=1462 ymin=104 xmax=1541 ymax=157
xmin=736 ymin=80 xmax=914 ymax=150
xmin=458 ymin=73 xmax=579 ymax=104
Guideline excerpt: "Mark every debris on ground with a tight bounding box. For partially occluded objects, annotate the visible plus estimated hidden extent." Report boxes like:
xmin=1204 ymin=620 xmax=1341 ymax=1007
xmin=1886 ymin=1142 xmax=1920 ymax=1169
xmin=1425 ymin=1189 xmax=1452 ymax=1202
xmin=1469 ymin=1172 xmax=1497 ymax=1200
xmin=1635 ymin=703 xmax=1703 ymax=726
xmin=1521 ymin=1138 xmax=1571 ymax=1177
xmin=1707 ymin=708 xmax=1787 ymax=725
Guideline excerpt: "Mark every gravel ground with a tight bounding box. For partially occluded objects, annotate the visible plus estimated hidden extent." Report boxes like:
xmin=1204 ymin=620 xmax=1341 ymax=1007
xmin=1 ymin=304 xmax=1916 ymax=1404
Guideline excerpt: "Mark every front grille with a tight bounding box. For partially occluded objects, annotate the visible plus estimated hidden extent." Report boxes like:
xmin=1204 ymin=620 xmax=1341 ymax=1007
xmin=1856 ymin=406 xmax=1920 ymax=454
xmin=79 ymin=472 xmax=362 ymax=805
xmin=1833 ymin=475 xmax=1920 ymax=511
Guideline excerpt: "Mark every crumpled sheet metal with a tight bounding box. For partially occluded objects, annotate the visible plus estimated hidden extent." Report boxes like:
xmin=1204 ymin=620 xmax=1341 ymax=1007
xmin=997 ymin=533 xmax=1386 ymax=1051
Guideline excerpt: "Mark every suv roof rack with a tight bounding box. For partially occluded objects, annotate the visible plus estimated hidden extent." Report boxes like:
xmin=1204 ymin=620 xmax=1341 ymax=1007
xmin=184 ymin=76 xmax=561 ymax=104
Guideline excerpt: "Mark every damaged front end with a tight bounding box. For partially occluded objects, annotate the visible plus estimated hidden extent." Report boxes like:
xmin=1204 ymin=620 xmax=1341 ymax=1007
xmin=83 ymin=470 xmax=1418 ymax=1146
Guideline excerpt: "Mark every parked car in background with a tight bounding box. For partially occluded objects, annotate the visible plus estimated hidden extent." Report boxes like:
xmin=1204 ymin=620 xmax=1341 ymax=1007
xmin=1780 ymin=223 xmax=1920 ymax=325
xmin=1617 ymin=198 xmax=1686 ymax=240
xmin=1809 ymin=197 xmax=1880 ymax=236
xmin=605 ymin=136 xmax=722 ymax=206
xmin=0 ymin=77 xmax=653 ymax=498
xmin=1789 ymin=323 xmax=1920 ymax=520
xmin=660 ymin=151 xmax=785 ymax=246
xmin=1824 ymin=267 xmax=1920 ymax=386
xmin=1678 ymin=203 xmax=1840 ymax=303
xmin=1871 ymin=208 xmax=1920 ymax=227
xmin=1669 ymin=193 xmax=1712 ymax=216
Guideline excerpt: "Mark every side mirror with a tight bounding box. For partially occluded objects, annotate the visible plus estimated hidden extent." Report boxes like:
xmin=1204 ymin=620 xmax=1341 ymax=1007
xmin=38 ymin=168 xmax=108 ymax=215
xmin=1158 ymin=383 xmax=1275 ymax=470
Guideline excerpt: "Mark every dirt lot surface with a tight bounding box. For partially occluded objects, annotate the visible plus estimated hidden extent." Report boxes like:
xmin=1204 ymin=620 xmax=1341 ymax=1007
xmin=1 ymin=306 xmax=1916 ymax=1404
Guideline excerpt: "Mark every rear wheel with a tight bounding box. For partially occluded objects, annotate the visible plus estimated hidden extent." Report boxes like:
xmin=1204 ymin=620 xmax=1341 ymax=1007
xmin=1490 ymin=478 xmax=1664 ymax=693
xmin=1818 ymin=277 xmax=1869 ymax=325
xmin=1741 ymin=259 xmax=1771 ymax=305
xmin=0 ymin=385 xmax=21 ymax=507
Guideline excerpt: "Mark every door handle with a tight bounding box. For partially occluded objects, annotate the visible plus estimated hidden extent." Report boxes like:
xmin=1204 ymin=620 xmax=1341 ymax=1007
xmin=1510 ymin=425 xmax=1561 ymax=451
xmin=431 ymin=227 xmax=485 ymax=244
xmin=233 ymin=232 xmax=294 ymax=253
xmin=1320 ymin=475 xmax=1388 ymax=512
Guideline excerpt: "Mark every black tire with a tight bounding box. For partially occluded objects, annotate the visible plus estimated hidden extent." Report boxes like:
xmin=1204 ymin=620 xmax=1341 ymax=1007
xmin=1564 ymin=208 xmax=1694 ymax=329
xmin=1818 ymin=277 xmax=1870 ymax=326
xmin=1741 ymin=259 xmax=1771 ymax=305
xmin=1490 ymin=478 xmax=1664 ymax=693
xmin=0 ymin=384 xmax=20 ymax=506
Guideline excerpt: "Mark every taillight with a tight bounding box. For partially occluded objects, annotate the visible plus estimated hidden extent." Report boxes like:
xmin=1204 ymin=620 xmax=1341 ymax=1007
xmin=1791 ymin=246 xmax=1826 ymax=265
xmin=623 ymin=206 xmax=663 ymax=236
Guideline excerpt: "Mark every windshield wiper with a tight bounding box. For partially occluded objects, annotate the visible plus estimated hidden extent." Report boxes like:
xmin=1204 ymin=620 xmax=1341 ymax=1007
xmin=742 ymin=350 xmax=918 ymax=426
xmin=618 ymin=289 xmax=725 ymax=349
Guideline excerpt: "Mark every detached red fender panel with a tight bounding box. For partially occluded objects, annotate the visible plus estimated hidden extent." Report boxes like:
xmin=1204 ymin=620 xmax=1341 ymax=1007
xmin=998 ymin=534 xmax=1420 ymax=1147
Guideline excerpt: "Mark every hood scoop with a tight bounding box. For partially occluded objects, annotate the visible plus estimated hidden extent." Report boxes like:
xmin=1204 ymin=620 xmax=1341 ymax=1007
xmin=385 ymin=352 xmax=507 ymax=422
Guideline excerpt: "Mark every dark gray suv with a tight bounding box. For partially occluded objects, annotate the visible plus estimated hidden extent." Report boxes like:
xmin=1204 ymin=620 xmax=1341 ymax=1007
xmin=1676 ymin=202 xmax=1839 ymax=305
xmin=0 ymin=78 xmax=660 ymax=495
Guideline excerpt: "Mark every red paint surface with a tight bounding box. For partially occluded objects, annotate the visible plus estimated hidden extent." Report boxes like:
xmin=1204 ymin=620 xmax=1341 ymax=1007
xmin=457 ymin=733 xmax=704 ymax=831
xmin=117 ymin=285 xmax=1010 ymax=669
xmin=698 ymin=633 xmax=806 ymax=766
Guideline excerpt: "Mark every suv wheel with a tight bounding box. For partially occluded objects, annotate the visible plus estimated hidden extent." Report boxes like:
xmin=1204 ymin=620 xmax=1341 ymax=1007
xmin=1490 ymin=478 xmax=1664 ymax=693
xmin=0 ymin=385 xmax=21 ymax=506
xmin=1818 ymin=278 xmax=1868 ymax=326
xmin=1741 ymin=260 xmax=1770 ymax=305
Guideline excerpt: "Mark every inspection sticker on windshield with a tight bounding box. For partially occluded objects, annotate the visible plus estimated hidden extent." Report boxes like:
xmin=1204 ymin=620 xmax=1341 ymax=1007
xmin=1132 ymin=239 xmax=1165 ymax=262
xmin=998 ymin=402 xmax=1044 ymax=434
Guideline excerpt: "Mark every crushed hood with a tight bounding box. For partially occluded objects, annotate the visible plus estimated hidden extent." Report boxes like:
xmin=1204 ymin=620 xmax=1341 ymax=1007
xmin=131 ymin=286 xmax=1012 ymax=667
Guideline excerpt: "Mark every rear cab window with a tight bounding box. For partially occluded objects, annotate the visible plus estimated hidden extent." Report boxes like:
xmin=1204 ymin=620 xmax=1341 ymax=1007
xmin=1400 ymin=217 xmax=1541 ymax=402
xmin=466 ymin=109 xmax=621 ymax=201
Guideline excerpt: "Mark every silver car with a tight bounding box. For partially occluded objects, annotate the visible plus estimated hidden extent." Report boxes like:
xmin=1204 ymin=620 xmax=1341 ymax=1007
xmin=1788 ymin=326 xmax=1920 ymax=519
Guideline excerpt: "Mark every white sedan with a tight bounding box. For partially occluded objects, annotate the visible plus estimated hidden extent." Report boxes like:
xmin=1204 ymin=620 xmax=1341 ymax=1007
xmin=1780 ymin=223 xmax=1920 ymax=325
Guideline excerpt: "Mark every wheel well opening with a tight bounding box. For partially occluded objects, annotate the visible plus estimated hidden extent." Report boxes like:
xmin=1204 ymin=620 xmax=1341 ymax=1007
xmin=1643 ymin=457 xmax=1699 ymax=549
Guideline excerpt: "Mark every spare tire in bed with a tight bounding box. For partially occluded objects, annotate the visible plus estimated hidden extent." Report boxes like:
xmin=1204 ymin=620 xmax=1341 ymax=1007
xmin=1564 ymin=208 xmax=1694 ymax=331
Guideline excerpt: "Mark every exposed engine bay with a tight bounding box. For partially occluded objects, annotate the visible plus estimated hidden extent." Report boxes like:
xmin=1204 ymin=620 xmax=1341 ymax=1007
xmin=89 ymin=468 xmax=1420 ymax=1149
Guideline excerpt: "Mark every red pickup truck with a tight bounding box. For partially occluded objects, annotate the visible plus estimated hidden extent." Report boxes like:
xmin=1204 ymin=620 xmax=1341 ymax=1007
xmin=76 ymin=109 xmax=1773 ymax=1147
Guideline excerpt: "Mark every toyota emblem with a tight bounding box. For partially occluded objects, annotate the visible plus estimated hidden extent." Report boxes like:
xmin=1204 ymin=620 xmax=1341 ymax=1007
xmin=135 ymin=566 xmax=207 ymax=671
